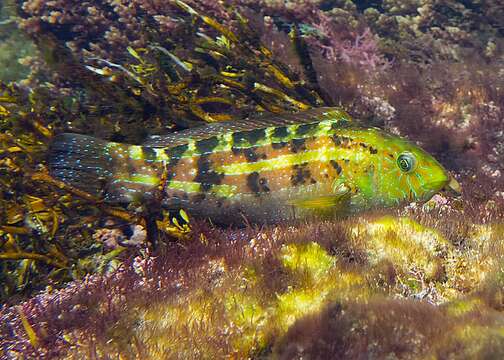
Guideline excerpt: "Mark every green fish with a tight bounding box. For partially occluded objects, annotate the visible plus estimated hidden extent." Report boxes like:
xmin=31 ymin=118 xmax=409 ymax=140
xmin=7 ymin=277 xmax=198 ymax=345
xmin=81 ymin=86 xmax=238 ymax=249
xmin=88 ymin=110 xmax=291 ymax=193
xmin=48 ymin=107 xmax=460 ymax=224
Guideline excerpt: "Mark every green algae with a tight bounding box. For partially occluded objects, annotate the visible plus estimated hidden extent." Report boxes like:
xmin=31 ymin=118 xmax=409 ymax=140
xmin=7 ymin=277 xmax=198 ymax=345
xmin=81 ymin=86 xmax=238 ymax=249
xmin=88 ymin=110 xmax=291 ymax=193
xmin=99 ymin=239 xmax=363 ymax=358
xmin=69 ymin=217 xmax=504 ymax=358
xmin=0 ymin=0 xmax=504 ymax=358
xmin=280 ymin=242 xmax=335 ymax=281
xmin=0 ymin=0 xmax=36 ymax=83
xmin=444 ymin=298 xmax=484 ymax=317
xmin=0 ymin=212 xmax=503 ymax=358
xmin=351 ymin=216 xmax=451 ymax=282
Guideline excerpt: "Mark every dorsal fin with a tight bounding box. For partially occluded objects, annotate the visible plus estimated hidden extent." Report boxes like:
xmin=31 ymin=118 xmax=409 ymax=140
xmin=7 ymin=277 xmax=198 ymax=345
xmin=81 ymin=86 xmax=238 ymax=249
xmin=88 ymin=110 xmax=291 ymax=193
xmin=143 ymin=107 xmax=352 ymax=148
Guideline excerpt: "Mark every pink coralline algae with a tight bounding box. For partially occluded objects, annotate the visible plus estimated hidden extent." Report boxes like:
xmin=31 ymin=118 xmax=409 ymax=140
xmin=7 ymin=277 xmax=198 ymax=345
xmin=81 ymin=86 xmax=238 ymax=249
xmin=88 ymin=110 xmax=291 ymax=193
xmin=309 ymin=25 xmax=390 ymax=70
xmin=18 ymin=0 xmax=388 ymax=72
xmin=1 ymin=0 xmax=504 ymax=358
xmin=2 ymin=211 xmax=504 ymax=359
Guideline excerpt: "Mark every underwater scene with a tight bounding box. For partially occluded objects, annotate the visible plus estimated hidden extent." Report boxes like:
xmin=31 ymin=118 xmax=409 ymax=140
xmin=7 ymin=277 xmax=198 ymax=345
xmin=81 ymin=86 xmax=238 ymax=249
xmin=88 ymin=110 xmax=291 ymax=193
xmin=0 ymin=0 xmax=504 ymax=358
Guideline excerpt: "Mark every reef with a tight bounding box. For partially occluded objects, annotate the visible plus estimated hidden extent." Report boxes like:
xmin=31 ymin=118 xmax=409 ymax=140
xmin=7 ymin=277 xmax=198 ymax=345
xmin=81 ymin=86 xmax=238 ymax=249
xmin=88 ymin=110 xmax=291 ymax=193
xmin=2 ymin=210 xmax=504 ymax=358
xmin=1 ymin=0 xmax=504 ymax=358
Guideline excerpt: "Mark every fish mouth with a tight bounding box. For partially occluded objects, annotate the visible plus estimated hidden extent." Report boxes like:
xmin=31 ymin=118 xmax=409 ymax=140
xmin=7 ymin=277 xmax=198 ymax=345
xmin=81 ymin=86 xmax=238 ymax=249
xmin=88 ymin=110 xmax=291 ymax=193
xmin=442 ymin=176 xmax=462 ymax=197
xmin=423 ymin=176 xmax=462 ymax=198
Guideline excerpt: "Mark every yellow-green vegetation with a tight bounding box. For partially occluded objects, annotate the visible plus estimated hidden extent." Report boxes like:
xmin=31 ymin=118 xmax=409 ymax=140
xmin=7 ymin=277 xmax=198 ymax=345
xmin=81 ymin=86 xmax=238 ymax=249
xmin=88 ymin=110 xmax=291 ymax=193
xmin=0 ymin=0 xmax=325 ymax=302
xmin=1 ymin=0 xmax=504 ymax=358
xmin=351 ymin=216 xmax=450 ymax=280
xmin=49 ymin=214 xmax=504 ymax=359
xmin=123 ymin=241 xmax=367 ymax=358
xmin=280 ymin=242 xmax=335 ymax=280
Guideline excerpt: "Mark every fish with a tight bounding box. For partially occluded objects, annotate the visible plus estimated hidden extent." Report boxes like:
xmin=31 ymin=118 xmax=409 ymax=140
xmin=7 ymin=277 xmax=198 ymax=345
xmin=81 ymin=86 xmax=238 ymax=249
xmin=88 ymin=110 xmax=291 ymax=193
xmin=47 ymin=107 xmax=461 ymax=225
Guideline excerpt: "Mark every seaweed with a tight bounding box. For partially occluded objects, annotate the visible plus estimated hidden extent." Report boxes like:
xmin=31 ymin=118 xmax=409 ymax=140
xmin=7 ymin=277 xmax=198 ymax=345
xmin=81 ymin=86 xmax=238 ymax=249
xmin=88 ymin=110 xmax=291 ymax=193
xmin=0 ymin=0 xmax=335 ymax=304
xmin=2 ymin=210 xmax=504 ymax=358
xmin=0 ymin=0 xmax=503 ymax=358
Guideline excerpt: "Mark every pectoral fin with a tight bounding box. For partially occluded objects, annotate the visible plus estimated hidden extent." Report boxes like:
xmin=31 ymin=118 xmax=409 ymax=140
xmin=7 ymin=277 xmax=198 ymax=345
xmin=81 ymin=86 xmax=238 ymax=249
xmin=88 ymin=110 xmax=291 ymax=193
xmin=289 ymin=185 xmax=351 ymax=210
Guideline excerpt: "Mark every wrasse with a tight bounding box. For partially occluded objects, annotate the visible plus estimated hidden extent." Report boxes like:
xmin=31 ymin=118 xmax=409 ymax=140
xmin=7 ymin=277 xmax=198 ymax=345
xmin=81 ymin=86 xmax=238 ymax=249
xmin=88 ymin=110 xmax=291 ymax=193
xmin=48 ymin=107 xmax=460 ymax=225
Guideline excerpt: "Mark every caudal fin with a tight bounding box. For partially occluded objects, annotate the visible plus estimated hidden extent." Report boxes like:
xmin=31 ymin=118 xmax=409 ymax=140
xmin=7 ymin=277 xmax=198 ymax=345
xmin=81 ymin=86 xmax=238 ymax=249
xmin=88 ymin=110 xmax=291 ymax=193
xmin=48 ymin=133 xmax=164 ymax=203
xmin=48 ymin=133 xmax=114 ymax=198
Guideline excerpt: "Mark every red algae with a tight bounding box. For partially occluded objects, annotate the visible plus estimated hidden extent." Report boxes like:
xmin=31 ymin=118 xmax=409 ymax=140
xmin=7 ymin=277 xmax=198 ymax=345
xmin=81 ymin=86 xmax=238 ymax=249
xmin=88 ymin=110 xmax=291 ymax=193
xmin=2 ymin=209 xmax=504 ymax=358
xmin=1 ymin=0 xmax=504 ymax=358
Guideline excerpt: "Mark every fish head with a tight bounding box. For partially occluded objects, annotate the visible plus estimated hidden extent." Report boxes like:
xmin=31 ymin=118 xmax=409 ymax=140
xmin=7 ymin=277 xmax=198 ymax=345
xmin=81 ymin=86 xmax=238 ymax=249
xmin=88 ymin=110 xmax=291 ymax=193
xmin=363 ymin=130 xmax=461 ymax=207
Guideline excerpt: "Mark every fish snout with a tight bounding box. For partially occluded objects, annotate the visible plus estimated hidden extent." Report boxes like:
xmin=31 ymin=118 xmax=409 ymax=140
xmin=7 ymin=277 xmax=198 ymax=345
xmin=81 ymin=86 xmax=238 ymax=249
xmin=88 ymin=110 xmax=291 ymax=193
xmin=443 ymin=176 xmax=462 ymax=197
xmin=423 ymin=174 xmax=461 ymax=199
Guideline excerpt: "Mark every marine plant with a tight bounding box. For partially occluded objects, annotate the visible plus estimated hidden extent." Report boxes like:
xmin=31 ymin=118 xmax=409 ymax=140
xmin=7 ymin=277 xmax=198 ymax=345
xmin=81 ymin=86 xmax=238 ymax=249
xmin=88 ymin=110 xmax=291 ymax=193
xmin=2 ymin=211 xmax=504 ymax=358
xmin=1 ymin=0 xmax=330 ymax=303
xmin=0 ymin=0 xmax=503 ymax=358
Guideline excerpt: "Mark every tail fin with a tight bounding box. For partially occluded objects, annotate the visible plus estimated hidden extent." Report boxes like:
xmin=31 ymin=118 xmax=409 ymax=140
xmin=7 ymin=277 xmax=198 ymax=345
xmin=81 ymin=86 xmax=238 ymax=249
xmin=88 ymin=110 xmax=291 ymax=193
xmin=48 ymin=133 xmax=114 ymax=198
xmin=48 ymin=133 xmax=164 ymax=203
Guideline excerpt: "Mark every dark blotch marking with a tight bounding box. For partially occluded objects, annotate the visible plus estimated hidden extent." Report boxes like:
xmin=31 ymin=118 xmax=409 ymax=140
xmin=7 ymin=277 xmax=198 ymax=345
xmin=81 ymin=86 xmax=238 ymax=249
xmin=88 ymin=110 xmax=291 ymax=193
xmin=388 ymin=153 xmax=394 ymax=159
xmin=231 ymin=147 xmax=266 ymax=161
xmin=259 ymin=177 xmax=270 ymax=192
xmin=232 ymin=131 xmax=247 ymax=147
xmin=243 ymin=148 xmax=259 ymax=162
xmin=141 ymin=147 xmax=157 ymax=162
xmin=332 ymin=135 xmax=342 ymax=146
xmin=291 ymin=163 xmax=311 ymax=186
xmin=165 ymin=144 xmax=188 ymax=159
xmin=331 ymin=120 xmax=351 ymax=130
xmin=272 ymin=141 xmax=288 ymax=149
xmin=272 ymin=126 xmax=289 ymax=139
xmin=234 ymin=129 xmax=266 ymax=147
xmin=330 ymin=160 xmax=342 ymax=175
xmin=243 ymin=129 xmax=266 ymax=145
xmin=290 ymin=138 xmax=306 ymax=153
xmin=332 ymin=135 xmax=353 ymax=147
xmin=247 ymin=172 xmax=260 ymax=194
xmin=195 ymin=136 xmax=219 ymax=154
xmin=369 ymin=147 xmax=378 ymax=154
xmin=334 ymin=136 xmax=353 ymax=148
xmin=344 ymin=159 xmax=350 ymax=164
xmin=246 ymin=172 xmax=270 ymax=195
xmin=165 ymin=144 xmax=188 ymax=181
xmin=194 ymin=155 xmax=224 ymax=192
xmin=339 ymin=136 xmax=352 ymax=147
xmin=296 ymin=123 xmax=318 ymax=136
xmin=359 ymin=142 xmax=368 ymax=148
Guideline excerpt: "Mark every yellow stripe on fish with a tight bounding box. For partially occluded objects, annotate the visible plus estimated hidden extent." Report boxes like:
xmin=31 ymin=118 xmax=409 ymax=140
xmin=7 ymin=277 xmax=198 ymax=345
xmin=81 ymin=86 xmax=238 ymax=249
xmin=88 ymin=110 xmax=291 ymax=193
xmin=122 ymin=117 xmax=348 ymax=162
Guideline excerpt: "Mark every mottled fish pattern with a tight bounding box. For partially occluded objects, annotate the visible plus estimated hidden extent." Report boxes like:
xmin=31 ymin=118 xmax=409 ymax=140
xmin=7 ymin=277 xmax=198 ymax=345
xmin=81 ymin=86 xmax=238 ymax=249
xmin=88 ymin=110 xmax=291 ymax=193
xmin=48 ymin=107 xmax=454 ymax=224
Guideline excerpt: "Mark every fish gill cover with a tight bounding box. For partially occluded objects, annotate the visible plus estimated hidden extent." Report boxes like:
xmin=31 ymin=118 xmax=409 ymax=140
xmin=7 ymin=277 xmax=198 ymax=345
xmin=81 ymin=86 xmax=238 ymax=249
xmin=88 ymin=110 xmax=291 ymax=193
xmin=0 ymin=0 xmax=503 ymax=358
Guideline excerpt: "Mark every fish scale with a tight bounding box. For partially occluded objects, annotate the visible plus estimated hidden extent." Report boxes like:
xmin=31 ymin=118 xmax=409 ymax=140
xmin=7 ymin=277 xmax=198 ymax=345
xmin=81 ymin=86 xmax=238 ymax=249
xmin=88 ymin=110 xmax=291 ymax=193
xmin=48 ymin=107 xmax=458 ymax=225
xmin=162 ymin=125 xmax=353 ymax=197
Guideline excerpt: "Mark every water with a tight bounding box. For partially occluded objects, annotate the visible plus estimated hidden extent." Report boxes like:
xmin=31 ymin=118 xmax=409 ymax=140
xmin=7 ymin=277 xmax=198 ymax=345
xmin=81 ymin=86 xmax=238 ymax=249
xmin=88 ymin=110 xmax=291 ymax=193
xmin=0 ymin=0 xmax=503 ymax=358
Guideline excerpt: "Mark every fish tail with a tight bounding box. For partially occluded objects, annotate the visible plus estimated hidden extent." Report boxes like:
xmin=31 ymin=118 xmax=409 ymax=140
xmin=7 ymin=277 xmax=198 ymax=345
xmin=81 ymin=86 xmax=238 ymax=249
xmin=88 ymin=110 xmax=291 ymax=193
xmin=48 ymin=134 xmax=164 ymax=203
xmin=48 ymin=133 xmax=116 ymax=198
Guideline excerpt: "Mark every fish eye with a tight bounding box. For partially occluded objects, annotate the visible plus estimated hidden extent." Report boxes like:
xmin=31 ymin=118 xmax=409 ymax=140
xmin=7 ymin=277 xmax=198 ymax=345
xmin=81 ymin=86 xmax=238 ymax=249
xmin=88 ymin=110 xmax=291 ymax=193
xmin=397 ymin=152 xmax=417 ymax=173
